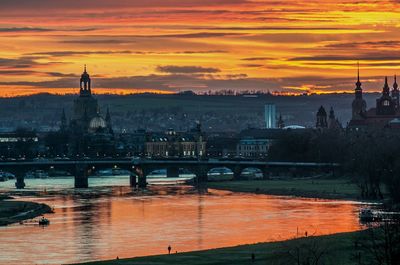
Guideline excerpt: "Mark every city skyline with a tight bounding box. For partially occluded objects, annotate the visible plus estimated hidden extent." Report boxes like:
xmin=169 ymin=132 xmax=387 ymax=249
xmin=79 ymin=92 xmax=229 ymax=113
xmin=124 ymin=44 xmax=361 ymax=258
xmin=0 ymin=1 xmax=400 ymax=96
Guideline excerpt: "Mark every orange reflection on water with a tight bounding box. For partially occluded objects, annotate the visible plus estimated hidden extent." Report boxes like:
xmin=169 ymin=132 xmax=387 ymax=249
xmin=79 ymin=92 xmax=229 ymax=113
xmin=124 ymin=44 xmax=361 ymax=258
xmin=0 ymin=188 xmax=365 ymax=265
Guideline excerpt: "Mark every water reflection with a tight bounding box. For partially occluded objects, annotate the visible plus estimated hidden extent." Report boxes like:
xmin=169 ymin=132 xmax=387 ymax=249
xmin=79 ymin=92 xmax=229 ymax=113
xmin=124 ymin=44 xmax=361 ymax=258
xmin=0 ymin=186 xmax=365 ymax=265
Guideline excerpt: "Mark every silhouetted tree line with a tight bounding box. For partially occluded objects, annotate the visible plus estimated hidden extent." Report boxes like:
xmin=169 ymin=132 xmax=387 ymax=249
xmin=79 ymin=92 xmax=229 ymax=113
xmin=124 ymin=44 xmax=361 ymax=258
xmin=269 ymin=129 xmax=400 ymax=203
xmin=353 ymin=218 xmax=400 ymax=265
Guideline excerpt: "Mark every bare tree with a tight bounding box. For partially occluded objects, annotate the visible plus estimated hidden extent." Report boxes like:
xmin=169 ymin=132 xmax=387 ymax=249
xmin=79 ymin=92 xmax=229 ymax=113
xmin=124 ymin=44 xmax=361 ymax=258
xmin=354 ymin=218 xmax=400 ymax=265
xmin=277 ymin=233 xmax=332 ymax=265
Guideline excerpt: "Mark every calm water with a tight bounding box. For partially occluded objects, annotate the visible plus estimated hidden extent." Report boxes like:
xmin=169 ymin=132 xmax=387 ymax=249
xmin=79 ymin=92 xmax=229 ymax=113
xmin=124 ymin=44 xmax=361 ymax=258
xmin=0 ymin=178 xmax=365 ymax=265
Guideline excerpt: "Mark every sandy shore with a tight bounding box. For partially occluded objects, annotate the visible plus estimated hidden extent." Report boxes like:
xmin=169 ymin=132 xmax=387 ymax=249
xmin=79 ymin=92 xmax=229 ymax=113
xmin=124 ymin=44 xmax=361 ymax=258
xmin=0 ymin=199 xmax=53 ymax=226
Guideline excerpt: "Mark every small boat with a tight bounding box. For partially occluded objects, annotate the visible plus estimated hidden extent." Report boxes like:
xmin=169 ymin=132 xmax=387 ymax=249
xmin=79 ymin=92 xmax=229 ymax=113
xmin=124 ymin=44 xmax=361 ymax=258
xmin=38 ymin=217 xmax=50 ymax=226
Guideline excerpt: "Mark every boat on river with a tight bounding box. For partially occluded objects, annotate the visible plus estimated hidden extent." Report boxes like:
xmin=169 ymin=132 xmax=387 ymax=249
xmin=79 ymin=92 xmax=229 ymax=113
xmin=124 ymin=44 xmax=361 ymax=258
xmin=38 ymin=217 xmax=50 ymax=226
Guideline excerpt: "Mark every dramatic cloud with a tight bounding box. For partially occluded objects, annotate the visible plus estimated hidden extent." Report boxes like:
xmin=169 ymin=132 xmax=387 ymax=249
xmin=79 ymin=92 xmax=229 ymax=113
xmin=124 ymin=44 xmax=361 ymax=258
xmin=0 ymin=0 xmax=400 ymax=96
xmin=0 ymin=0 xmax=248 ymax=10
xmin=156 ymin=65 xmax=221 ymax=74
xmin=0 ymin=27 xmax=53 ymax=32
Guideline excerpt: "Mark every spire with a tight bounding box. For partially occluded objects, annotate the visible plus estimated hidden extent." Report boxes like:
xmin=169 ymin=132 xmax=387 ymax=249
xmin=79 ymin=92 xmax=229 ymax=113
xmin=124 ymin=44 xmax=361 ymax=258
xmin=355 ymin=61 xmax=362 ymax=89
xmin=383 ymin=76 xmax=390 ymax=95
xmin=106 ymin=107 xmax=111 ymax=121
xmin=316 ymin=106 xmax=328 ymax=129
xmin=329 ymin=107 xmax=335 ymax=119
xmin=61 ymin=108 xmax=66 ymax=121
xmin=394 ymin=75 xmax=398 ymax=90
xmin=105 ymin=107 xmax=113 ymax=133
xmin=60 ymin=108 xmax=67 ymax=131
xmin=277 ymin=114 xmax=285 ymax=129
xmin=84 ymin=64 xmax=87 ymax=73
xmin=83 ymin=107 xmax=88 ymax=120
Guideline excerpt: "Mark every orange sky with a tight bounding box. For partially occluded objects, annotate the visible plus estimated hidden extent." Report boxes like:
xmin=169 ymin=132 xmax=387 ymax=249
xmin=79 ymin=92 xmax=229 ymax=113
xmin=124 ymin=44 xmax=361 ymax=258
xmin=0 ymin=0 xmax=400 ymax=96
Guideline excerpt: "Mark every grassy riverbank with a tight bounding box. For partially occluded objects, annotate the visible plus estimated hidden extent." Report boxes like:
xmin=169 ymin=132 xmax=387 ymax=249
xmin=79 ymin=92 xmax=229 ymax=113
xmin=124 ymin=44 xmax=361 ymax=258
xmin=0 ymin=199 xmax=52 ymax=226
xmin=207 ymin=178 xmax=362 ymax=200
xmin=78 ymin=230 xmax=367 ymax=265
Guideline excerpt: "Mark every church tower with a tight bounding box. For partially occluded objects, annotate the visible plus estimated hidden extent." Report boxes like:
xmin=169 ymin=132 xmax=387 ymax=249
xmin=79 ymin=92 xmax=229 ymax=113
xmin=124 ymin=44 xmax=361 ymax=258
xmin=277 ymin=114 xmax=285 ymax=129
xmin=316 ymin=106 xmax=328 ymax=129
xmin=73 ymin=66 xmax=99 ymax=125
xmin=376 ymin=77 xmax=395 ymax=115
xmin=351 ymin=63 xmax=367 ymax=119
xmin=105 ymin=107 xmax=113 ymax=134
xmin=60 ymin=108 xmax=67 ymax=131
xmin=392 ymin=75 xmax=399 ymax=110
xmin=328 ymin=107 xmax=341 ymax=129
xmin=80 ymin=65 xmax=91 ymax=96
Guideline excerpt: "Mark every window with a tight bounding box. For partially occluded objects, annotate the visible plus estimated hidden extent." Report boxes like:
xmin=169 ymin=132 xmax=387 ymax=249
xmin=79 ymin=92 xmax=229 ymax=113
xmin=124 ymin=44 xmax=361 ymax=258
xmin=383 ymin=100 xmax=390 ymax=106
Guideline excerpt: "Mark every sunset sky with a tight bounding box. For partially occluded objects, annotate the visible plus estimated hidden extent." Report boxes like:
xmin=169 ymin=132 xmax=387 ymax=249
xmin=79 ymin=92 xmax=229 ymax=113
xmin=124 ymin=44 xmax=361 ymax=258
xmin=1 ymin=0 xmax=400 ymax=96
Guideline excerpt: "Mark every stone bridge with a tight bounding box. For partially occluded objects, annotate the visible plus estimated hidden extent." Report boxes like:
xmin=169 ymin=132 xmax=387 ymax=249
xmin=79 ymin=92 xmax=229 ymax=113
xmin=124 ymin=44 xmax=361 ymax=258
xmin=0 ymin=159 xmax=339 ymax=189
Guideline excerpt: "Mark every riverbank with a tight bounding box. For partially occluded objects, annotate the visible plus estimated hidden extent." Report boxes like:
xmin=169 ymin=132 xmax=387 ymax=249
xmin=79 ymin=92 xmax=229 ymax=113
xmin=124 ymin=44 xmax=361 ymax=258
xmin=77 ymin=230 xmax=366 ymax=265
xmin=207 ymin=178 xmax=363 ymax=201
xmin=0 ymin=199 xmax=53 ymax=226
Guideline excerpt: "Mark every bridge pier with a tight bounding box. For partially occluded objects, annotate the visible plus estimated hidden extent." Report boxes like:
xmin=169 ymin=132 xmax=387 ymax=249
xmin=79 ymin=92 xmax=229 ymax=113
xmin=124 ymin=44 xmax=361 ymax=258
xmin=261 ymin=166 xmax=269 ymax=180
xmin=167 ymin=167 xmax=179 ymax=178
xmin=138 ymin=174 xmax=147 ymax=189
xmin=15 ymin=175 xmax=25 ymax=189
xmin=74 ymin=165 xmax=89 ymax=189
xmin=135 ymin=166 xmax=148 ymax=189
xmin=130 ymin=172 xmax=137 ymax=188
xmin=195 ymin=165 xmax=209 ymax=183
xmin=232 ymin=165 xmax=243 ymax=180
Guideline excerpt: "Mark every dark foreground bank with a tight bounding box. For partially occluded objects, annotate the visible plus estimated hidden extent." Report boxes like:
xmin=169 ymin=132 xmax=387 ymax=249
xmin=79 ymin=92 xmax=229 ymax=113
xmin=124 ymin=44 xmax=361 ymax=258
xmin=0 ymin=199 xmax=52 ymax=226
xmin=76 ymin=230 xmax=368 ymax=265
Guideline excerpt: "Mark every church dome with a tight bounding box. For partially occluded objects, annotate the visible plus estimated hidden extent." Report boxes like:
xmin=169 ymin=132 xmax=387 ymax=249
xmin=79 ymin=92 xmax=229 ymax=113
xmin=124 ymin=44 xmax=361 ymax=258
xmin=89 ymin=116 xmax=107 ymax=132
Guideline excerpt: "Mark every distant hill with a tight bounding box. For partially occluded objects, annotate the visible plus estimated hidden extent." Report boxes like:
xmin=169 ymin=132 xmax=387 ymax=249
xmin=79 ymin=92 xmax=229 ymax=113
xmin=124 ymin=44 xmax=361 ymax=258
xmin=0 ymin=93 xmax=381 ymax=132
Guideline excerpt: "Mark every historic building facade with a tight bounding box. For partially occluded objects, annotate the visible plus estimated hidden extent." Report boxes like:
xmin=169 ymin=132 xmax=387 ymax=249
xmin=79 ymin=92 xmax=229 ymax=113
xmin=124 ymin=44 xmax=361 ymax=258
xmin=145 ymin=124 xmax=206 ymax=158
xmin=348 ymin=70 xmax=400 ymax=129
xmin=236 ymin=138 xmax=269 ymax=158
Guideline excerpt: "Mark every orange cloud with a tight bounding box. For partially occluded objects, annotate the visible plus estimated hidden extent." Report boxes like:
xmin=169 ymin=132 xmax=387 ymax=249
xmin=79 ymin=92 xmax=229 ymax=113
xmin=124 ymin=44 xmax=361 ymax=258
xmin=0 ymin=0 xmax=399 ymax=96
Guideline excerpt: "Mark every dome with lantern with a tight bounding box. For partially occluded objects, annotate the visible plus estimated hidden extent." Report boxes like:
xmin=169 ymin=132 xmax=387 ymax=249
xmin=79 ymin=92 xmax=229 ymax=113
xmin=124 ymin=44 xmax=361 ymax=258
xmin=89 ymin=115 xmax=107 ymax=132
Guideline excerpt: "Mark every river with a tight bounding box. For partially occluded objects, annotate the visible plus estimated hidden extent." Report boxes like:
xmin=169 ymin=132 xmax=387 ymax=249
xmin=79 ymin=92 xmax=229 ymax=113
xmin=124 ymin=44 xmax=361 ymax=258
xmin=0 ymin=176 xmax=366 ymax=265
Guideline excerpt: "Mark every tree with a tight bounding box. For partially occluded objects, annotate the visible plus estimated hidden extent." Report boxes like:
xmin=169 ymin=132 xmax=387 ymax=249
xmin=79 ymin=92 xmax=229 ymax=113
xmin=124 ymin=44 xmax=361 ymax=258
xmin=354 ymin=219 xmax=400 ymax=265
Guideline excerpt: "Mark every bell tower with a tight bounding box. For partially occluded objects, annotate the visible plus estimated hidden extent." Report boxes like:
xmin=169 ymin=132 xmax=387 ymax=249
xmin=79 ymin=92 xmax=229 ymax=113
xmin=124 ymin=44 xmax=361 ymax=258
xmin=72 ymin=66 xmax=99 ymax=128
xmin=376 ymin=77 xmax=396 ymax=115
xmin=392 ymin=75 xmax=399 ymax=110
xmin=351 ymin=62 xmax=367 ymax=119
xmin=80 ymin=65 xmax=91 ymax=96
